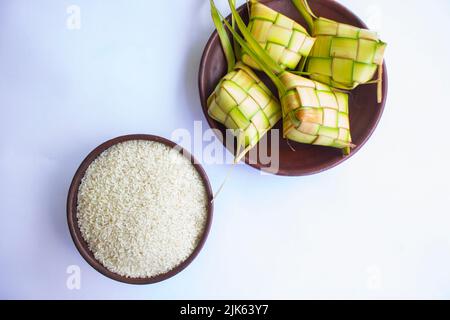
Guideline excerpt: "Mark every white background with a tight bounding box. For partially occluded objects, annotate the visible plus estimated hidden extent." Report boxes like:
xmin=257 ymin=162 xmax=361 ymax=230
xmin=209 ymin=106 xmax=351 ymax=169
xmin=1 ymin=0 xmax=450 ymax=299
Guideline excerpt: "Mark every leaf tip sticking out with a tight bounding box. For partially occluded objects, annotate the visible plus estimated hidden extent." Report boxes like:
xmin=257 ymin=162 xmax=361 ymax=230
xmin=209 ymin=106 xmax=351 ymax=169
xmin=377 ymin=65 xmax=383 ymax=104
xmin=210 ymin=0 xmax=236 ymax=72
xmin=291 ymin=0 xmax=316 ymax=32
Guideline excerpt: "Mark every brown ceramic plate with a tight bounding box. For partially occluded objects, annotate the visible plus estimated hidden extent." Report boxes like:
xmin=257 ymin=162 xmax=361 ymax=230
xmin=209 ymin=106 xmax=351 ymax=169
xmin=67 ymin=134 xmax=214 ymax=284
xmin=199 ymin=0 xmax=388 ymax=176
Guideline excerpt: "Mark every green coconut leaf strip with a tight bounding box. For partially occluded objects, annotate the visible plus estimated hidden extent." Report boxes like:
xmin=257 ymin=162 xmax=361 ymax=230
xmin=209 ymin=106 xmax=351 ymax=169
xmin=290 ymin=71 xmax=312 ymax=76
xmin=235 ymin=129 xmax=255 ymax=164
xmin=291 ymin=0 xmax=316 ymax=32
xmin=343 ymin=146 xmax=351 ymax=156
xmin=297 ymin=58 xmax=308 ymax=74
xmin=230 ymin=0 xmax=242 ymax=60
xmin=210 ymin=0 xmax=235 ymax=72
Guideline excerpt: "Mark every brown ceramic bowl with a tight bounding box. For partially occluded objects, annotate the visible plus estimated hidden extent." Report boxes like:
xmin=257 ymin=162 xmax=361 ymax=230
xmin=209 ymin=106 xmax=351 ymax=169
xmin=67 ymin=134 xmax=214 ymax=284
xmin=199 ymin=0 xmax=388 ymax=176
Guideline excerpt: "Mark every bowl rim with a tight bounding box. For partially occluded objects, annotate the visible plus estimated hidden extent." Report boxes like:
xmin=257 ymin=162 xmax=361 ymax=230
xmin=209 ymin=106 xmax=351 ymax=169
xmin=66 ymin=134 xmax=214 ymax=284
xmin=198 ymin=0 xmax=388 ymax=176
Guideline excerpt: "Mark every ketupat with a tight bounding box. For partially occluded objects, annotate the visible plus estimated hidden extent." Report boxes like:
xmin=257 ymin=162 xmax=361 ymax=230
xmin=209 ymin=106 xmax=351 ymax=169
xmin=242 ymin=0 xmax=316 ymax=71
xmin=280 ymin=73 xmax=353 ymax=151
xmin=207 ymin=0 xmax=282 ymax=162
xmin=207 ymin=62 xmax=281 ymax=151
xmin=292 ymin=0 xmax=386 ymax=101
xmin=216 ymin=0 xmax=354 ymax=154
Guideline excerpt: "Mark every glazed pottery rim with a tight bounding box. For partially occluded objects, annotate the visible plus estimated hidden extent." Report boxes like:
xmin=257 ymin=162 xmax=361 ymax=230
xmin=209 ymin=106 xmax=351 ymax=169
xmin=67 ymin=134 xmax=214 ymax=285
xmin=198 ymin=0 xmax=388 ymax=176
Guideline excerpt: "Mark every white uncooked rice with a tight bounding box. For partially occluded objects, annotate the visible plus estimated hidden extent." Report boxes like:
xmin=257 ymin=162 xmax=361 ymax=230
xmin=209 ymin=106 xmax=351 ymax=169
xmin=77 ymin=140 xmax=208 ymax=278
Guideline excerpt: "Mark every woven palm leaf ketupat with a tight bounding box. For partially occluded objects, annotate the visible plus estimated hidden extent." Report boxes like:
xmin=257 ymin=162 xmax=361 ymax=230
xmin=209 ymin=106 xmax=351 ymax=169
xmin=281 ymin=73 xmax=352 ymax=151
xmin=292 ymin=0 xmax=386 ymax=100
xmin=207 ymin=0 xmax=282 ymax=162
xmin=242 ymin=1 xmax=315 ymax=71
xmin=219 ymin=0 xmax=354 ymax=154
xmin=207 ymin=62 xmax=281 ymax=150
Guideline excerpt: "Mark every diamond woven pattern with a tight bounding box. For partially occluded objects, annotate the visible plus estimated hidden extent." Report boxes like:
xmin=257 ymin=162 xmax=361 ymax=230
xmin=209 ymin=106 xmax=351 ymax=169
xmin=280 ymin=72 xmax=352 ymax=149
xmin=207 ymin=63 xmax=282 ymax=148
xmin=305 ymin=17 xmax=386 ymax=89
xmin=242 ymin=2 xmax=315 ymax=71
